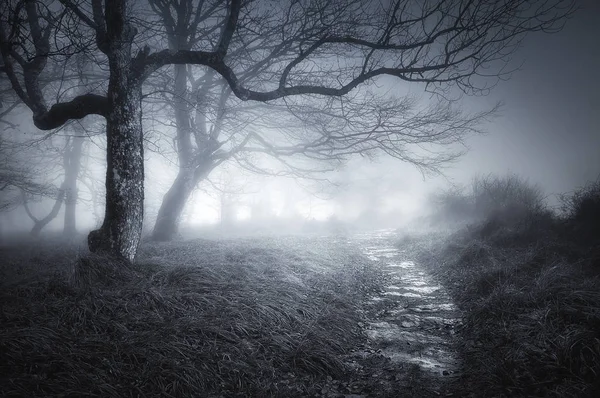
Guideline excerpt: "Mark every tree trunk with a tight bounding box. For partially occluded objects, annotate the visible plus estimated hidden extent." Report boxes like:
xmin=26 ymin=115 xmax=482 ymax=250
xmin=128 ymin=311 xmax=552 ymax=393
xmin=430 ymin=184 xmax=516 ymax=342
xmin=24 ymin=185 xmax=66 ymax=236
xmin=152 ymin=155 xmax=214 ymax=241
xmin=63 ymin=188 xmax=77 ymax=236
xmin=151 ymin=63 xmax=214 ymax=241
xmin=88 ymin=86 xmax=144 ymax=261
xmin=63 ymin=135 xmax=84 ymax=236
xmin=87 ymin=1 xmax=144 ymax=261
xmin=151 ymin=170 xmax=195 ymax=241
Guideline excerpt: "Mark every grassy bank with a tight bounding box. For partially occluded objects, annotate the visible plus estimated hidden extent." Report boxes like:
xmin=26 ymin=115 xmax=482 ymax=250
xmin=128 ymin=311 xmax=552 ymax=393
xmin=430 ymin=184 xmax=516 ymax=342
xmin=1 ymin=235 xmax=384 ymax=397
xmin=414 ymin=175 xmax=600 ymax=397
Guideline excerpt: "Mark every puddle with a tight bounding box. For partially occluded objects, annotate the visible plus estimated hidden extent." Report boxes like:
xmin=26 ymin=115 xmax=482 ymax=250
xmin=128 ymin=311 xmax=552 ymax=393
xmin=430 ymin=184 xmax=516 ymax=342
xmin=404 ymin=285 xmax=441 ymax=294
xmin=384 ymin=349 xmax=459 ymax=374
xmin=387 ymin=261 xmax=415 ymax=268
xmin=366 ymin=326 xmax=446 ymax=344
xmin=396 ymin=292 xmax=423 ymax=298
xmin=412 ymin=303 xmax=457 ymax=312
xmin=352 ymin=229 xmax=461 ymax=378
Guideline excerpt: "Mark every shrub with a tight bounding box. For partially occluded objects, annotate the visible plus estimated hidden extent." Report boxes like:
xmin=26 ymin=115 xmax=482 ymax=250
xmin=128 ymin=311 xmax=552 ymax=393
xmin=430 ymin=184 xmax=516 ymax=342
xmin=417 ymin=223 xmax=600 ymax=397
xmin=429 ymin=185 xmax=475 ymax=224
xmin=471 ymin=174 xmax=546 ymax=221
xmin=560 ymin=178 xmax=600 ymax=244
xmin=430 ymin=174 xmax=549 ymax=229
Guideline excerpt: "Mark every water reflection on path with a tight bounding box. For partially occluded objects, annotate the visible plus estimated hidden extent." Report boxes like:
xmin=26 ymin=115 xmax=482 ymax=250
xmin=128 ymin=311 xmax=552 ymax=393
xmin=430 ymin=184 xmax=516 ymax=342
xmin=351 ymin=229 xmax=461 ymax=376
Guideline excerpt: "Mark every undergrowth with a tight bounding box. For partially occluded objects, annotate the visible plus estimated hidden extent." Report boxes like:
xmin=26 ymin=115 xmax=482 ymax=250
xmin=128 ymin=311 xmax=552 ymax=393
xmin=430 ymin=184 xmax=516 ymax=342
xmin=415 ymin=175 xmax=600 ymax=397
xmin=0 ymin=236 xmax=383 ymax=397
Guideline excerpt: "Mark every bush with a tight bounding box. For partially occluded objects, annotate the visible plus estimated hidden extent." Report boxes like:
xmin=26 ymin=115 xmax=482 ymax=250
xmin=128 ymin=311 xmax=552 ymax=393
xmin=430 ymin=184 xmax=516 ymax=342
xmin=417 ymin=221 xmax=600 ymax=397
xmin=428 ymin=174 xmax=555 ymax=246
xmin=560 ymin=178 xmax=600 ymax=244
xmin=429 ymin=174 xmax=550 ymax=233
xmin=429 ymin=185 xmax=474 ymax=224
xmin=471 ymin=174 xmax=546 ymax=221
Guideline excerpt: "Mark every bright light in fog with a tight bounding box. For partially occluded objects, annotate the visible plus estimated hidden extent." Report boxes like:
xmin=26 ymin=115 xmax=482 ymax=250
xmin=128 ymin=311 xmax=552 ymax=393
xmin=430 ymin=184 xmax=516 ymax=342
xmin=189 ymin=197 xmax=219 ymax=224
xmin=237 ymin=206 xmax=251 ymax=220
xmin=271 ymin=191 xmax=284 ymax=217
xmin=181 ymin=167 xmax=429 ymax=226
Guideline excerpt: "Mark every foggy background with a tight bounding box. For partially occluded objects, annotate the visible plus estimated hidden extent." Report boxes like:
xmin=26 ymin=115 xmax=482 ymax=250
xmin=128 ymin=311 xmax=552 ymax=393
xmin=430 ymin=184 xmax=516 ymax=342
xmin=1 ymin=0 xmax=598 ymax=237
xmin=453 ymin=0 xmax=600 ymax=200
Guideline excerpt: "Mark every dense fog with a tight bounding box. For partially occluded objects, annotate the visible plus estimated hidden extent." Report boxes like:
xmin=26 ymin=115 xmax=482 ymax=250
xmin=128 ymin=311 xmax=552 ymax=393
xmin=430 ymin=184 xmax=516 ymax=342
xmin=1 ymin=0 xmax=597 ymax=243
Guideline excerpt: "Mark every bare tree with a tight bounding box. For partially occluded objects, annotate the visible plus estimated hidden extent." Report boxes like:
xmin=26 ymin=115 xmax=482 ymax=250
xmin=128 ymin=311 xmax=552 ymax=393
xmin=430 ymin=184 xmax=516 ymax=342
xmin=0 ymin=91 xmax=47 ymax=211
xmin=21 ymin=185 xmax=65 ymax=235
xmin=145 ymin=0 xmax=494 ymax=242
xmin=0 ymin=144 xmax=50 ymax=212
xmin=0 ymin=0 xmax=575 ymax=260
xmin=1 ymin=78 xmax=91 ymax=236
xmin=14 ymin=130 xmax=85 ymax=236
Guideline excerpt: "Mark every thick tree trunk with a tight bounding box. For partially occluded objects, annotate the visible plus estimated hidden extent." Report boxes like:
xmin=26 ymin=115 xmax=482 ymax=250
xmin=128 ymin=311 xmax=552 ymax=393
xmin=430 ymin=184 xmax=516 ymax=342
xmin=87 ymin=1 xmax=144 ymax=261
xmin=88 ymin=86 xmax=144 ymax=261
xmin=63 ymin=135 xmax=84 ymax=236
xmin=151 ymin=158 xmax=215 ymax=241
xmin=152 ymin=156 xmax=214 ymax=241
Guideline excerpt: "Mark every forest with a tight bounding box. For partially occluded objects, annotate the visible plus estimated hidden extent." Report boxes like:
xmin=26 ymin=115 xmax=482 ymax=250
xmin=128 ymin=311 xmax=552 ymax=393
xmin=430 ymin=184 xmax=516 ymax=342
xmin=1 ymin=0 xmax=599 ymax=397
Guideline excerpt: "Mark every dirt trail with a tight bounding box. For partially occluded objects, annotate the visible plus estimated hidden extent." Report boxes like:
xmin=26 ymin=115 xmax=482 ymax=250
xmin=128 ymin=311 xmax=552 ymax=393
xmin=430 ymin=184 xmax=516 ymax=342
xmin=345 ymin=229 xmax=462 ymax=395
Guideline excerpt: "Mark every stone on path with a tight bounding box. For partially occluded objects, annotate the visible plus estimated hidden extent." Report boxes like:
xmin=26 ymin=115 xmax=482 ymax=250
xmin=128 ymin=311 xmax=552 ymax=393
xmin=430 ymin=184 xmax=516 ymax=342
xmin=351 ymin=229 xmax=462 ymax=377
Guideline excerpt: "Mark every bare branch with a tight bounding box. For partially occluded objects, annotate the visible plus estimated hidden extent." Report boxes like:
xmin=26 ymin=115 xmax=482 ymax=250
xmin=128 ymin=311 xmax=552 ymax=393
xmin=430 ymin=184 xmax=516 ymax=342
xmin=32 ymin=93 xmax=108 ymax=130
xmin=216 ymin=0 xmax=241 ymax=56
xmin=139 ymin=0 xmax=575 ymax=101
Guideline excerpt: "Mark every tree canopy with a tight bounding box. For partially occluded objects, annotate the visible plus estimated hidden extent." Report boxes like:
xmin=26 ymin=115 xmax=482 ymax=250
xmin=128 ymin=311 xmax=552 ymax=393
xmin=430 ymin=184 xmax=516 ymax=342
xmin=0 ymin=0 xmax=575 ymax=260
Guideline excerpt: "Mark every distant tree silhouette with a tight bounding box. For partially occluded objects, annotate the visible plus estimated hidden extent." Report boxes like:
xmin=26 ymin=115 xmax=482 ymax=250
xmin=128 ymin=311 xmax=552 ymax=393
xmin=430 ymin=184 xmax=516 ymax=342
xmin=0 ymin=0 xmax=575 ymax=260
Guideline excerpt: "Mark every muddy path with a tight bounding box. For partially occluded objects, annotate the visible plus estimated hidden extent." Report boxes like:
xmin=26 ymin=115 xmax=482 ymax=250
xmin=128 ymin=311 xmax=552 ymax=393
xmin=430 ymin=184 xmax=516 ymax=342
xmin=342 ymin=229 xmax=462 ymax=397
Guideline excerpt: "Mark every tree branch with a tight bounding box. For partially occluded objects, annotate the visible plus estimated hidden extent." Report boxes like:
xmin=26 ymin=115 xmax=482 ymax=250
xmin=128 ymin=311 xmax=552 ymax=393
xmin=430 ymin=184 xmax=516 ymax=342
xmin=32 ymin=94 xmax=109 ymax=130
xmin=216 ymin=0 xmax=241 ymax=56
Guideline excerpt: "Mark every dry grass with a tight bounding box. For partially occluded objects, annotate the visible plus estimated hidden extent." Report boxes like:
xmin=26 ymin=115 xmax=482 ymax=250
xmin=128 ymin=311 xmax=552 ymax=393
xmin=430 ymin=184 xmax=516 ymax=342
xmin=414 ymin=217 xmax=600 ymax=397
xmin=0 ymin=235 xmax=383 ymax=397
xmin=402 ymin=176 xmax=600 ymax=397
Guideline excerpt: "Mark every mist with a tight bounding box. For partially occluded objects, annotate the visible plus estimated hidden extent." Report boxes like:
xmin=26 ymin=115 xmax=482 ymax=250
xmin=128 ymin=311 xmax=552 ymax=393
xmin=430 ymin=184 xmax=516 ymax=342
xmin=3 ymin=0 xmax=598 ymax=237
xmin=1 ymin=1 xmax=599 ymax=397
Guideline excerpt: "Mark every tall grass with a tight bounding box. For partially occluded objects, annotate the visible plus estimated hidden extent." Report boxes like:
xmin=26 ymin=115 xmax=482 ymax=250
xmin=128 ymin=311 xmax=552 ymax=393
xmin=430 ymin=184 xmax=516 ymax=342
xmin=560 ymin=178 xmax=600 ymax=258
xmin=416 ymin=175 xmax=600 ymax=397
xmin=1 ymin=236 xmax=383 ymax=397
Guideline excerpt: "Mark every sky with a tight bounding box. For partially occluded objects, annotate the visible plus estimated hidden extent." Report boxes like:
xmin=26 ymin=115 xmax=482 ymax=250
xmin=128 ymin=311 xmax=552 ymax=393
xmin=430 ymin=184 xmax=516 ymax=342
xmin=290 ymin=0 xmax=600 ymax=221
xmin=286 ymin=0 xmax=600 ymax=222
xmin=446 ymin=0 xmax=600 ymax=202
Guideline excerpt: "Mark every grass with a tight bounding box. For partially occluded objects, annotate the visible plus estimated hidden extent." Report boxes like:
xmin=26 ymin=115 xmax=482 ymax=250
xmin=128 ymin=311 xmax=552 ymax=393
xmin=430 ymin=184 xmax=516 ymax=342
xmin=1 ymin=234 xmax=384 ymax=397
xmin=411 ymin=176 xmax=600 ymax=397
xmin=6 ymin=174 xmax=599 ymax=397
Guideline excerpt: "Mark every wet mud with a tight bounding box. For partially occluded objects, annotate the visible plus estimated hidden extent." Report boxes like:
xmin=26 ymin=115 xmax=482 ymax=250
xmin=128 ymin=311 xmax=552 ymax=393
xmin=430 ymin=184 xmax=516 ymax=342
xmin=343 ymin=229 xmax=462 ymax=396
